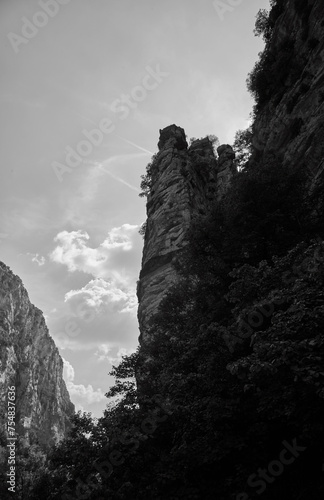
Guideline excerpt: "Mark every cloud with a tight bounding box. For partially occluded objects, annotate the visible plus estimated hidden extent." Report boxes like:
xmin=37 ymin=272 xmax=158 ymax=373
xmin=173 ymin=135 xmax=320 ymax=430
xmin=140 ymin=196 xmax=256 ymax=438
xmin=94 ymin=343 xmax=112 ymax=362
xmin=94 ymin=344 xmax=134 ymax=364
xmin=49 ymin=224 xmax=141 ymax=285
xmin=49 ymin=225 xmax=141 ymax=350
xmin=65 ymin=278 xmax=137 ymax=315
xmin=28 ymin=253 xmax=45 ymax=266
xmin=57 ymin=277 xmax=138 ymax=350
xmin=63 ymin=358 xmax=106 ymax=408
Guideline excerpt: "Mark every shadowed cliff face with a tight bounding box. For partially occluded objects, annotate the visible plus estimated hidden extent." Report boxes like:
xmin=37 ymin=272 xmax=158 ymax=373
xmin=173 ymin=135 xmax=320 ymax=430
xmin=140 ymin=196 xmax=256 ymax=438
xmin=137 ymin=1 xmax=324 ymax=347
xmin=137 ymin=125 xmax=236 ymax=343
xmin=252 ymin=0 xmax=324 ymax=196
xmin=0 ymin=262 xmax=74 ymax=450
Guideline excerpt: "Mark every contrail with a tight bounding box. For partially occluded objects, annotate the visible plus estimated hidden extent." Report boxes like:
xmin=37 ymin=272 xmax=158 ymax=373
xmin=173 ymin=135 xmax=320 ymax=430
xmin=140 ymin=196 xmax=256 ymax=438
xmin=100 ymin=153 xmax=148 ymax=167
xmin=97 ymin=166 xmax=140 ymax=193
xmin=72 ymin=114 xmax=153 ymax=158
xmin=115 ymin=135 xmax=153 ymax=155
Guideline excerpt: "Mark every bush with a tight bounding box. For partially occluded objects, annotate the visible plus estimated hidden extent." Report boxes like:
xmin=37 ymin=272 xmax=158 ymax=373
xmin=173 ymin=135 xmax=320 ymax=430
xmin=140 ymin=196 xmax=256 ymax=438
xmin=233 ymin=128 xmax=253 ymax=170
xmin=139 ymin=221 xmax=147 ymax=238
xmin=139 ymin=153 xmax=159 ymax=197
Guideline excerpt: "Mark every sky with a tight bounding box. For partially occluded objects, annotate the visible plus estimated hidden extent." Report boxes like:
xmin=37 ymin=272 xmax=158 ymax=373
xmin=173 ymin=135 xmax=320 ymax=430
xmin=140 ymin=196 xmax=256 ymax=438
xmin=0 ymin=0 xmax=270 ymax=417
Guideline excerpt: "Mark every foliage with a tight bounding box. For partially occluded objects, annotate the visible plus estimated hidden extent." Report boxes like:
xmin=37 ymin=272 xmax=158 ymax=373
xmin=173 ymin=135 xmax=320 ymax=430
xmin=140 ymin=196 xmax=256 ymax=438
xmin=253 ymin=1 xmax=284 ymax=42
xmin=139 ymin=153 xmax=159 ymax=198
xmin=29 ymin=140 xmax=324 ymax=497
xmin=138 ymin=221 xmax=147 ymax=238
xmin=247 ymin=0 xmax=304 ymax=110
xmin=233 ymin=127 xmax=253 ymax=170
xmin=26 ymin=1 xmax=324 ymax=497
xmin=0 ymin=435 xmax=48 ymax=500
xmin=254 ymin=8 xmax=272 ymax=42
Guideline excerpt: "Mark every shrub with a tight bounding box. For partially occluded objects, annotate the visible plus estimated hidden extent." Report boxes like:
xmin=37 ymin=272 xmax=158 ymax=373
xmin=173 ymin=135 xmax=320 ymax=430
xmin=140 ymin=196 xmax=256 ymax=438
xmin=139 ymin=221 xmax=147 ymax=238
xmin=139 ymin=153 xmax=159 ymax=197
xmin=233 ymin=128 xmax=253 ymax=170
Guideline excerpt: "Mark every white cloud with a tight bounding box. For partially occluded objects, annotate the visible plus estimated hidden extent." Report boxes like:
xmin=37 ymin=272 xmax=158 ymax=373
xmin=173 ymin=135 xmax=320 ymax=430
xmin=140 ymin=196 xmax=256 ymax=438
xmin=49 ymin=224 xmax=141 ymax=350
xmin=49 ymin=224 xmax=141 ymax=286
xmin=51 ymin=279 xmax=138 ymax=351
xmin=94 ymin=343 xmax=112 ymax=362
xmin=28 ymin=253 xmax=45 ymax=266
xmin=63 ymin=358 xmax=106 ymax=407
xmin=94 ymin=344 xmax=134 ymax=364
xmin=63 ymin=357 xmax=75 ymax=381
xmin=65 ymin=278 xmax=137 ymax=315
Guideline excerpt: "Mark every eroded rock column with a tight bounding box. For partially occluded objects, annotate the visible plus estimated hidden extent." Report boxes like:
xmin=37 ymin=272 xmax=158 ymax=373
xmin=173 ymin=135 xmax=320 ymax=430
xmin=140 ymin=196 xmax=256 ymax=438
xmin=137 ymin=125 xmax=236 ymax=343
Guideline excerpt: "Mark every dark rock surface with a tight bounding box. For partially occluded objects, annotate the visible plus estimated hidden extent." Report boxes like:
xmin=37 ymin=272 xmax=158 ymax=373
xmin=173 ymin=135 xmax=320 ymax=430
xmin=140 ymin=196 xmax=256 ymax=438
xmin=252 ymin=0 xmax=324 ymax=196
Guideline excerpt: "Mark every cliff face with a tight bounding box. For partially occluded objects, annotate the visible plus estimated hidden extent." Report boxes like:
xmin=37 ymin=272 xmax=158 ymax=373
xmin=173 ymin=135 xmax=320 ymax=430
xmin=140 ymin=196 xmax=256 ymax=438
xmin=252 ymin=0 xmax=324 ymax=196
xmin=137 ymin=125 xmax=236 ymax=342
xmin=0 ymin=262 xmax=74 ymax=449
xmin=137 ymin=0 xmax=324 ymax=348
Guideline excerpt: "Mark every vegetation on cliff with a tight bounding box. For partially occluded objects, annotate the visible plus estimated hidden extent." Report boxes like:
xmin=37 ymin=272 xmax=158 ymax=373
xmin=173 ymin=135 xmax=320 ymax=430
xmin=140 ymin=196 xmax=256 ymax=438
xmin=22 ymin=0 xmax=324 ymax=498
xmin=27 ymin=149 xmax=324 ymax=498
xmin=0 ymin=266 xmax=74 ymax=499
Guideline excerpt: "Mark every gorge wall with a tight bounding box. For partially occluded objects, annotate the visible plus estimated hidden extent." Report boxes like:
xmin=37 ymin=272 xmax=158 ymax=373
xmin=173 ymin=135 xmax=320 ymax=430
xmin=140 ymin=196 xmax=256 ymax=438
xmin=137 ymin=125 xmax=236 ymax=342
xmin=137 ymin=0 xmax=324 ymax=344
xmin=251 ymin=0 xmax=324 ymax=199
xmin=0 ymin=262 xmax=74 ymax=450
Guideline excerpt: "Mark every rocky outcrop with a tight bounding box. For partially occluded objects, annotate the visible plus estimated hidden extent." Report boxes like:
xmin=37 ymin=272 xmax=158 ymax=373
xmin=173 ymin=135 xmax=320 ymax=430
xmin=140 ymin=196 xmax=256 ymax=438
xmin=137 ymin=125 xmax=236 ymax=342
xmin=0 ymin=262 xmax=74 ymax=449
xmin=252 ymin=0 xmax=324 ymax=197
xmin=137 ymin=3 xmax=324 ymax=345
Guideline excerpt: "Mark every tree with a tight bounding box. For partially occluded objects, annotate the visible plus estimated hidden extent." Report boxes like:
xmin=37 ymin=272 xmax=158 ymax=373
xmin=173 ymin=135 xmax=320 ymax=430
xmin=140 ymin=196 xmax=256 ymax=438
xmin=254 ymin=8 xmax=272 ymax=42
xmin=233 ymin=127 xmax=253 ymax=170
xmin=139 ymin=153 xmax=159 ymax=197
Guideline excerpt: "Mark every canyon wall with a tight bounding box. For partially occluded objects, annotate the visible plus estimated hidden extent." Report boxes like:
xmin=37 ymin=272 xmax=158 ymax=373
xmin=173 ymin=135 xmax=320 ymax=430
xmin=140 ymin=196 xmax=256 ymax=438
xmin=251 ymin=0 xmax=324 ymax=198
xmin=137 ymin=0 xmax=324 ymax=347
xmin=0 ymin=262 xmax=74 ymax=449
xmin=137 ymin=125 xmax=236 ymax=342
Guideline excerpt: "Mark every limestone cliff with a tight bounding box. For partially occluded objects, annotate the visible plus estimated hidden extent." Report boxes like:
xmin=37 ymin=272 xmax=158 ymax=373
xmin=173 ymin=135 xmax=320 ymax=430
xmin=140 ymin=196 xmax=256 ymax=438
xmin=137 ymin=125 xmax=236 ymax=342
xmin=137 ymin=0 xmax=324 ymax=346
xmin=0 ymin=262 xmax=74 ymax=450
xmin=251 ymin=0 xmax=324 ymax=199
